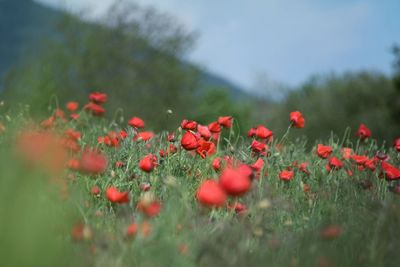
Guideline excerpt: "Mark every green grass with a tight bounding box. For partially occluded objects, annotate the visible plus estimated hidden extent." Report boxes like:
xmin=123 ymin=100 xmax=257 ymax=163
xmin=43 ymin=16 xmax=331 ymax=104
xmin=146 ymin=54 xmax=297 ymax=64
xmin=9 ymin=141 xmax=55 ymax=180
xmin=0 ymin=102 xmax=399 ymax=267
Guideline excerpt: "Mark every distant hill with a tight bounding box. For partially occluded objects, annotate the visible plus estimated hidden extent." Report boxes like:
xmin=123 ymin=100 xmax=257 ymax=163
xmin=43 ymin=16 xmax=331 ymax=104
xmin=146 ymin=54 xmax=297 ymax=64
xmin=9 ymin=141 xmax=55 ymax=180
xmin=0 ymin=0 xmax=249 ymax=99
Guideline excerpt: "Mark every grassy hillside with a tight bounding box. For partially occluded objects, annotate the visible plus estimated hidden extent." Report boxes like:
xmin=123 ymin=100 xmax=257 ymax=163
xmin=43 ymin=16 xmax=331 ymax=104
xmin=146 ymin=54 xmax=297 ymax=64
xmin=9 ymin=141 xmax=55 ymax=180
xmin=0 ymin=0 xmax=248 ymax=98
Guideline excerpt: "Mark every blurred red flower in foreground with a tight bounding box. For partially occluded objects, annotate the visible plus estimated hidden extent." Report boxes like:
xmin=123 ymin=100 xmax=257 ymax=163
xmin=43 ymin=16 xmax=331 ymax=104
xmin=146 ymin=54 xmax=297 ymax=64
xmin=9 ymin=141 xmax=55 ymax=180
xmin=136 ymin=193 xmax=161 ymax=217
xmin=128 ymin=116 xmax=145 ymax=129
xmin=71 ymin=223 xmax=93 ymax=241
xmin=381 ymin=161 xmax=400 ymax=180
xmin=126 ymin=223 xmax=138 ymax=238
xmin=290 ymin=111 xmax=305 ymax=128
xmin=16 ymin=131 xmax=68 ymax=174
xmin=137 ymin=200 xmax=161 ymax=217
xmin=181 ymin=131 xmax=199 ymax=150
xmin=80 ymin=149 xmax=107 ymax=174
xmin=219 ymin=167 xmax=252 ymax=196
xmin=356 ymin=124 xmax=371 ymax=140
xmin=89 ymin=92 xmax=107 ymax=104
xmin=317 ymin=144 xmax=332 ymax=159
xmin=321 ymin=225 xmax=342 ymax=240
xmin=106 ymin=186 xmax=129 ymax=204
xmin=196 ymin=180 xmax=227 ymax=207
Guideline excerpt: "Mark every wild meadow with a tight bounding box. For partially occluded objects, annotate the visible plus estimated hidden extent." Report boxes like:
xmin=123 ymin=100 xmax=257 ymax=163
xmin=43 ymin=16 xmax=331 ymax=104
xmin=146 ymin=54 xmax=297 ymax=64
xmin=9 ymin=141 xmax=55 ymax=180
xmin=1 ymin=91 xmax=399 ymax=267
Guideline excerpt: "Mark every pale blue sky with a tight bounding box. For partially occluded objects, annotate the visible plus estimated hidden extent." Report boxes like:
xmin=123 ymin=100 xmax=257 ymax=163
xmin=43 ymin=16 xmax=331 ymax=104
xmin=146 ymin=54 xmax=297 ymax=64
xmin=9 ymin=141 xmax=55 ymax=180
xmin=36 ymin=0 xmax=400 ymax=91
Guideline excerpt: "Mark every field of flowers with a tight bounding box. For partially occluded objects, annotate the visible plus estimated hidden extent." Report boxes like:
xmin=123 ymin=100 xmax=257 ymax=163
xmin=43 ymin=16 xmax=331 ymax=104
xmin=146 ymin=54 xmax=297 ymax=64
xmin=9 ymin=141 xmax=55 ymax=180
xmin=1 ymin=92 xmax=400 ymax=267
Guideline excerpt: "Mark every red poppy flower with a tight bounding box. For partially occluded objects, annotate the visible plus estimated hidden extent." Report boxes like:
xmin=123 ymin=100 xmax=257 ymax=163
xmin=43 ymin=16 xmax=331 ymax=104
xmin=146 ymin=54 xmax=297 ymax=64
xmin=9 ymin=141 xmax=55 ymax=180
xmin=321 ymin=225 xmax=342 ymax=240
xmin=137 ymin=200 xmax=161 ymax=217
xmin=105 ymin=186 xmax=129 ymax=204
xmin=64 ymin=129 xmax=81 ymax=141
xmin=126 ymin=223 xmax=138 ymax=238
xmin=181 ymin=119 xmax=197 ymax=130
xmin=196 ymin=179 xmax=227 ymax=207
xmin=290 ymin=111 xmax=305 ymax=128
xmin=227 ymin=202 xmax=247 ymax=214
xmin=119 ymin=130 xmax=128 ymax=139
xmin=80 ymin=149 xmax=107 ymax=174
xmin=196 ymin=139 xmax=216 ymax=159
xmin=140 ymin=182 xmax=151 ymax=192
xmin=66 ymin=101 xmax=79 ymax=112
xmin=134 ymin=131 xmax=155 ymax=142
xmin=255 ymin=125 xmax=273 ymax=140
xmin=317 ymin=144 xmax=332 ymax=159
xmin=89 ymin=92 xmax=107 ymax=104
xmin=219 ymin=167 xmax=252 ymax=196
xmin=169 ymin=144 xmax=178 ymax=154
xmin=208 ymin=121 xmax=221 ymax=133
xmin=279 ymin=170 xmax=294 ymax=181
xmin=364 ymin=158 xmax=376 ymax=171
xmin=128 ymin=116 xmax=145 ymax=129
xmin=67 ymin=158 xmax=80 ymax=170
xmin=70 ymin=113 xmax=80 ymax=120
xmin=251 ymin=158 xmax=264 ymax=172
xmin=356 ymin=124 xmax=371 ymax=140
xmin=351 ymin=154 xmax=368 ymax=165
xmin=247 ymin=127 xmax=256 ymax=138
xmin=71 ymin=223 xmax=92 ymax=241
xmin=167 ymin=132 xmax=175 ymax=142
xmin=181 ymin=131 xmax=199 ymax=150
xmin=197 ymin=124 xmax=211 ymax=140
xmin=40 ymin=116 xmax=55 ymax=129
xmin=212 ymin=157 xmax=222 ymax=171
xmin=328 ymin=157 xmax=344 ymax=169
xmin=54 ymin=109 xmax=66 ymax=120
xmin=251 ymin=140 xmax=267 ymax=154
xmin=91 ymin=186 xmax=100 ymax=195
xmin=218 ymin=116 xmax=233 ymax=128
xmin=139 ymin=154 xmax=157 ymax=172
xmin=341 ymin=148 xmax=353 ymax=160
xmin=381 ymin=161 xmax=400 ymax=180
xmin=84 ymin=102 xmax=105 ymax=116
xmin=394 ymin=138 xmax=400 ymax=152
xmin=298 ymin=162 xmax=310 ymax=175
